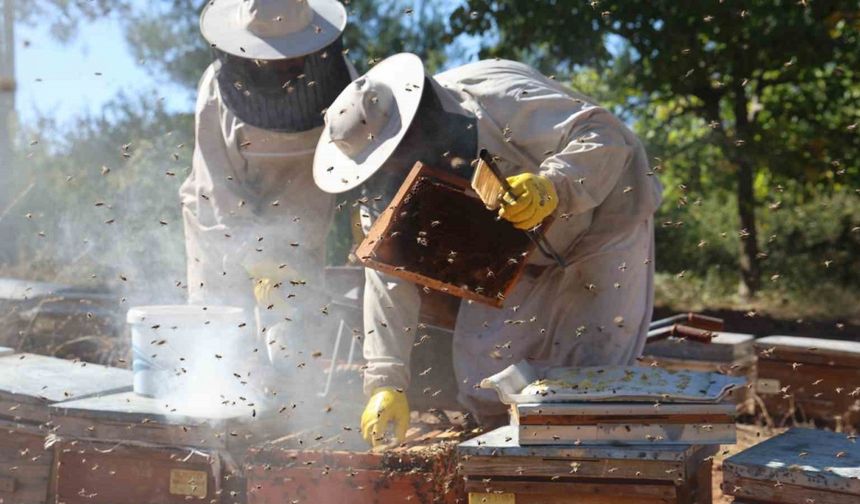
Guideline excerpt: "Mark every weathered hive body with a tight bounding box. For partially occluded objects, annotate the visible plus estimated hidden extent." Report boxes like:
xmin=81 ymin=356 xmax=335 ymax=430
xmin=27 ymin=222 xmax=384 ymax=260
xmin=0 ymin=353 xmax=132 ymax=504
xmin=722 ymin=428 xmax=860 ymax=504
xmin=458 ymin=426 xmax=717 ymax=504
xmin=245 ymin=427 xmax=468 ymax=504
xmin=754 ymin=335 xmax=860 ymax=426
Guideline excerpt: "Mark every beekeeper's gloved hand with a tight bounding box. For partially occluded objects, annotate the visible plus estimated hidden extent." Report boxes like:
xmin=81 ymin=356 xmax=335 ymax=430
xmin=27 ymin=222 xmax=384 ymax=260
xmin=245 ymin=261 xmax=299 ymax=310
xmin=361 ymin=387 xmax=409 ymax=447
xmin=498 ymin=172 xmax=558 ymax=230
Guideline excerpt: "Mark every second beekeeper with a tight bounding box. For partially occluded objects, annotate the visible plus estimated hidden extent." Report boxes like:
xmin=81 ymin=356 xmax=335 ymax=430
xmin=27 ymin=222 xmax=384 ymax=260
xmin=180 ymin=0 xmax=353 ymax=370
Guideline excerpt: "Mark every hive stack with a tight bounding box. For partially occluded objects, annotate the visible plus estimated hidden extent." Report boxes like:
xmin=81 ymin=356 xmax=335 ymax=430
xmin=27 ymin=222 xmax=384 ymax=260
xmin=722 ymin=428 xmax=860 ymax=504
xmin=458 ymin=361 xmax=744 ymax=504
xmin=754 ymin=336 xmax=860 ymax=428
xmin=459 ymin=426 xmax=717 ymax=504
xmin=0 ymin=353 xmax=131 ymax=504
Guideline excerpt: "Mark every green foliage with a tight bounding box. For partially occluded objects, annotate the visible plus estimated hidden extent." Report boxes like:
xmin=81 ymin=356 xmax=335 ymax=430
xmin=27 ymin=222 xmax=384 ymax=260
xmin=452 ymin=0 xmax=860 ymax=294
xmin=10 ymin=96 xmax=192 ymax=304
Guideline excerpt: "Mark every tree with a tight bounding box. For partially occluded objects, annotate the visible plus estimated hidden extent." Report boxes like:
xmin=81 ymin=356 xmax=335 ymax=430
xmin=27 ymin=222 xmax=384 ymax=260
xmin=452 ymin=1 xmax=860 ymax=296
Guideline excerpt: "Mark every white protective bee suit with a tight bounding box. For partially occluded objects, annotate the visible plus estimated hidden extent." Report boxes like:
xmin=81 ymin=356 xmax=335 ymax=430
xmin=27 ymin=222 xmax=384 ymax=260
xmin=179 ymin=63 xmax=347 ymax=378
xmin=361 ymin=59 xmax=663 ymax=420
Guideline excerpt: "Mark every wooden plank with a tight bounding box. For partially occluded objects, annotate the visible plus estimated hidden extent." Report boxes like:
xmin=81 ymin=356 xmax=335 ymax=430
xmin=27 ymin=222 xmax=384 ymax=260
xmin=456 ymin=426 xmax=699 ymax=462
xmin=723 ymin=428 xmax=860 ymax=496
xmin=722 ymin=475 xmax=857 ymax=504
xmin=464 ymin=479 xmax=678 ymax=501
xmin=515 ymin=402 xmax=737 ymax=419
xmin=755 ymin=336 xmax=860 ymax=368
xmin=460 ymin=455 xmax=685 ymax=482
xmin=644 ymin=332 xmax=754 ymax=362
xmin=517 ymin=413 xmax=733 ymax=426
xmin=518 ymin=423 xmax=735 ymax=446
xmin=470 ymin=493 xmax=668 ymax=504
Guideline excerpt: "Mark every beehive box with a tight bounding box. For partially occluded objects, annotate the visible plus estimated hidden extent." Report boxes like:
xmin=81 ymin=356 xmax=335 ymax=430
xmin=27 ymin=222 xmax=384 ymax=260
xmin=459 ymin=426 xmax=717 ymax=504
xmin=48 ymin=391 xmax=297 ymax=504
xmin=722 ymin=428 xmax=860 ymax=504
xmin=245 ymin=425 xmax=468 ymax=504
xmin=0 ymin=353 xmax=131 ymax=504
xmin=642 ymin=332 xmax=756 ymax=413
xmin=753 ymin=336 xmax=860 ymax=426
xmin=356 ymin=162 xmax=535 ymax=308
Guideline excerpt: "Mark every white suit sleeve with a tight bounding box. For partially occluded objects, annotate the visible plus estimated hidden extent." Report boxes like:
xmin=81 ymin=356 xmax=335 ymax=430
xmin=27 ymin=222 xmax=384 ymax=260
xmin=539 ymin=108 xmax=634 ymax=217
xmin=362 ymin=269 xmax=421 ymax=395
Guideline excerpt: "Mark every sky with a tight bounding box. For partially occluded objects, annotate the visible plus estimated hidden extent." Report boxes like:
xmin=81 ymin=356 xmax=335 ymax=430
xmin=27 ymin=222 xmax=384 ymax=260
xmin=15 ymin=14 xmax=194 ymax=126
xmin=12 ymin=1 xmax=483 ymax=128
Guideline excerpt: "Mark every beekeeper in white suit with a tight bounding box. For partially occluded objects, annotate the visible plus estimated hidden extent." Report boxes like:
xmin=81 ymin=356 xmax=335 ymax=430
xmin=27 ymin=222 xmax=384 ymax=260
xmin=181 ymin=0 xmax=352 ymax=370
xmin=313 ymin=53 xmax=663 ymax=446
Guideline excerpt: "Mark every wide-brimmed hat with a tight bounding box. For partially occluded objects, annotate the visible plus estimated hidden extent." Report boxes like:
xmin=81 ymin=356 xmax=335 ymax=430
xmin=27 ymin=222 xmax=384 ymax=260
xmin=201 ymin=0 xmax=347 ymax=60
xmin=313 ymin=53 xmax=425 ymax=194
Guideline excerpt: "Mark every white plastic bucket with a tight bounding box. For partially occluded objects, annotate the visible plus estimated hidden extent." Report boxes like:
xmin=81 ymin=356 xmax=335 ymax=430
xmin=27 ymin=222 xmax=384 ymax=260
xmin=127 ymin=305 xmax=252 ymax=398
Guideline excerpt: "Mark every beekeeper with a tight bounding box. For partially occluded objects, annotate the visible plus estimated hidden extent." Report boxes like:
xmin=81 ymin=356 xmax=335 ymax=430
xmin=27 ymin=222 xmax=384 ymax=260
xmin=313 ymin=53 xmax=664 ymax=446
xmin=180 ymin=0 xmax=352 ymax=369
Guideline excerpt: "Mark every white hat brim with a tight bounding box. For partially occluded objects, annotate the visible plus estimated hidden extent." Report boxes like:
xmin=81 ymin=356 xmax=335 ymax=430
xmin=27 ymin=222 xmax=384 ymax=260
xmin=201 ymin=0 xmax=347 ymax=60
xmin=313 ymin=53 xmax=425 ymax=194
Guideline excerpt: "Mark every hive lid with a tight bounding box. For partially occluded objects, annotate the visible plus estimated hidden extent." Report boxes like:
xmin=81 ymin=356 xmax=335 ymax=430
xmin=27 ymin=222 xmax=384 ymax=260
xmin=0 ymin=354 xmax=131 ymax=405
xmin=50 ymin=391 xmax=255 ymax=423
xmin=723 ymin=428 xmax=860 ymax=495
xmin=644 ymin=332 xmax=754 ymax=362
xmin=457 ymin=425 xmax=699 ymax=460
xmin=755 ymin=336 xmax=860 ymax=366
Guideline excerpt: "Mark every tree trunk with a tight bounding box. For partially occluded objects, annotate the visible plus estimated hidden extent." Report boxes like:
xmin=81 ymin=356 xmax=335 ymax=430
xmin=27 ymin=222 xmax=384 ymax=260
xmin=731 ymin=86 xmax=761 ymax=298
xmin=734 ymin=154 xmax=760 ymax=297
xmin=0 ymin=0 xmax=15 ymax=264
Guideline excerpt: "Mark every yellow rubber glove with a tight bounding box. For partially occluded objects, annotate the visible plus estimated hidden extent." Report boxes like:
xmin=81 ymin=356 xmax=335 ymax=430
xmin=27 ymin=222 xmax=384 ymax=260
xmin=245 ymin=261 xmax=299 ymax=310
xmin=498 ymin=172 xmax=558 ymax=230
xmin=360 ymin=387 xmax=410 ymax=447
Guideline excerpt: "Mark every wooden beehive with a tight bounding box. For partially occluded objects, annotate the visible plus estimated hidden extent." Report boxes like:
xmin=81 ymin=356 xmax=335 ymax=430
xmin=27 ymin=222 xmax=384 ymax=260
xmin=641 ymin=332 xmax=756 ymax=414
xmin=753 ymin=335 xmax=860 ymax=426
xmin=48 ymin=391 xmax=301 ymax=504
xmin=722 ymin=428 xmax=860 ymax=504
xmin=458 ymin=426 xmax=717 ymax=504
xmin=51 ymin=441 xmax=224 ymax=504
xmin=0 ymin=354 xmax=131 ymax=504
xmin=356 ymin=162 xmax=535 ymax=308
xmin=245 ymin=425 xmax=468 ymax=504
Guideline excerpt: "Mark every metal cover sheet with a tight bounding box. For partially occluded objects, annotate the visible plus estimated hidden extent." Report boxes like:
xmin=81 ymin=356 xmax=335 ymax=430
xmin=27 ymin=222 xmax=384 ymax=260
xmin=723 ymin=428 xmax=860 ymax=495
xmin=458 ymin=425 xmax=701 ymax=461
xmin=52 ymin=439 xmax=221 ymax=504
xmin=644 ymin=332 xmax=754 ymax=362
xmin=481 ymin=361 xmax=744 ymax=405
xmin=515 ymin=401 xmax=737 ymax=418
xmin=0 ymin=354 xmax=132 ymax=423
xmin=518 ymin=423 xmax=736 ymax=446
xmin=49 ymin=391 xmax=285 ymax=451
